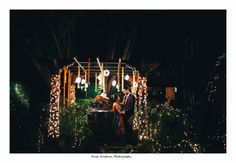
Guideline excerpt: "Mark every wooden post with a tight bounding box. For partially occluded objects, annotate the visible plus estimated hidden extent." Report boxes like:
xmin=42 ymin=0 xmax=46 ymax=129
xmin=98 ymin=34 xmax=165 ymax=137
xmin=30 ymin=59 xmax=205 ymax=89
xmin=121 ymin=67 xmax=124 ymax=91
xmin=67 ymin=70 xmax=71 ymax=108
xmin=117 ymin=59 xmax=121 ymax=91
xmin=63 ymin=67 xmax=67 ymax=109
xmin=84 ymin=70 xmax=87 ymax=92
xmin=101 ymin=63 xmax=105 ymax=93
xmin=88 ymin=58 xmax=91 ymax=83
xmin=77 ymin=64 xmax=80 ymax=88
xmin=95 ymin=73 xmax=97 ymax=92
xmin=133 ymin=70 xmax=135 ymax=85
xmin=132 ymin=70 xmax=136 ymax=93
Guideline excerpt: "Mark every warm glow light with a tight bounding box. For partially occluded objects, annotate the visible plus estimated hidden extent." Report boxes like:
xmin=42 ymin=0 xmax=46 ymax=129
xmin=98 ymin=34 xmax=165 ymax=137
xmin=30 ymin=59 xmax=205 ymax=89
xmin=70 ymin=85 xmax=76 ymax=104
xmin=125 ymin=74 xmax=129 ymax=80
xmin=116 ymin=84 xmax=119 ymax=89
xmin=112 ymin=80 xmax=117 ymax=87
xmin=81 ymin=79 xmax=86 ymax=84
xmin=48 ymin=74 xmax=60 ymax=138
xmin=75 ymin=77 xmax=81 ymax=83
xmin=97 ymin=74 xmax=101 ymax=81
xmin=98 ymin=80 xmax=102 ymax=85
xmin=133 ymin=81 xmax=138 ymax=88
xmin=133 ymin=77 xmax=149 ymax=142
xmin=104 ymin=70 xmax=110 ymax=77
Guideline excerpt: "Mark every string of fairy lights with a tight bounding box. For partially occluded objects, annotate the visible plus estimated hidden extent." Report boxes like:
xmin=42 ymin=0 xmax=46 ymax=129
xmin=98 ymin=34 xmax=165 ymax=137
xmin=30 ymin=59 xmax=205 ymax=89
xmin=12 ymin=83 xmax=30 ymax=108
xmin=133 ymin=77 xmax=149 ymax=141
xmin=141 ymin=103 xmax=203 ymax=153
xmin=43 ymin=57 xmax=216 ymax=153
xmin=132 ymin=79 xmax=205 ymax=153
xmin=48 ymin=58 xmax=138 ymax=139
xmin=48 ymin=74 xmax=61 ymax=138
xmin=70 ymin=85 xmax=76 ymax=105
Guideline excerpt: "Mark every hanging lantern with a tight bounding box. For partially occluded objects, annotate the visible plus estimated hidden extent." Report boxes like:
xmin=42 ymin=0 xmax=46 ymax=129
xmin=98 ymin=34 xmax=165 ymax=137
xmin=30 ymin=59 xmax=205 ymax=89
xmin=75 ymin=77 xmax=81 ymax=83
xmin=104 ymin=70 xmax=110 ymax=77
xmin=133 ymin=81 xmax=138 ymax=88
xmin=116 ymin=84 xmax=119 ymax=90
xmin=81 ymin=79 xmax=86 ymax=85
xmin=125 ymin=74 xmax=129 ymax=81
xmin=112 ymin=80 xmax=117 ymax=87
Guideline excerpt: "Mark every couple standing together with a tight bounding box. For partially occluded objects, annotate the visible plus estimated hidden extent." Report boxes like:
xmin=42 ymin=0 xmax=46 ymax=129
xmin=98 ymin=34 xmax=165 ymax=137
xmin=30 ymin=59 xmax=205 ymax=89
xmin=112 ymin=88 xmax=135 ymax=144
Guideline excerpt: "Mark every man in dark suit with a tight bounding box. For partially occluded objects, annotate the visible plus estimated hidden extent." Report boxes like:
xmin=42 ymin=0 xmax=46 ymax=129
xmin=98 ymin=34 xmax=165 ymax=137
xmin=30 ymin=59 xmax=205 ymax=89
xmin=122 ymin=87 xmax=135 ymax=144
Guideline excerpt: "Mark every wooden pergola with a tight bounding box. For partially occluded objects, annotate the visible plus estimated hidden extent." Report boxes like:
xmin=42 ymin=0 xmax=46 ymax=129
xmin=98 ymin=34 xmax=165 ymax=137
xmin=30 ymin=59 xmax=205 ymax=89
xmin=59 ymin=57 xmax=140 ymax=107
xmin=48 ymin=57 xmax=147 ymax=138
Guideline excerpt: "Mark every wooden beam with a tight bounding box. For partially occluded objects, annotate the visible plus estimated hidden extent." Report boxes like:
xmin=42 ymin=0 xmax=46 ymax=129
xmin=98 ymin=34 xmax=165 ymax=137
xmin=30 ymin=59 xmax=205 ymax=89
xmin=73 ymin=57 xmax=86 ymax=72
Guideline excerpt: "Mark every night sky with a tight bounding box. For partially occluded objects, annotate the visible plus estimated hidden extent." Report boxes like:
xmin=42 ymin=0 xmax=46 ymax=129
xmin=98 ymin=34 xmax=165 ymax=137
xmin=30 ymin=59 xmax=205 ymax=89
xmin=11 ymin=10 xmax=225 ymax=60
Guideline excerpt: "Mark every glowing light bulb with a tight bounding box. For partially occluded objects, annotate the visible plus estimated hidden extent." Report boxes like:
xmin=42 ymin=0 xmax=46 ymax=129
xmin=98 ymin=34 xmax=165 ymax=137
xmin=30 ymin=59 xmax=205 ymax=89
xmin=124 ymin=74 xmax=129 ymax=80
xmin=75 ymin=77 xmax=81 ymax=83
xmin=133 ymin=82 xmax=138 ymax=88
xmin=81 ymin=79 xmax=86 ymax=84
xmin=97 ymin=74 xmax=101 ymax=81
xmin=112 ymin=80 xmax=117 ymax=87
xmin=104 ymin=70 xmax=110 ymax=77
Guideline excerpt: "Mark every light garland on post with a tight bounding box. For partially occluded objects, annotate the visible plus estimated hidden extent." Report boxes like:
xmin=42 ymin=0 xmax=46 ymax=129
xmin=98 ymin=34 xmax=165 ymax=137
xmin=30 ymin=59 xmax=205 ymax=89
xmin=121 ymin=67 xmax=124 ymax=91
xmin=101 ymin=63 xmax=105 ymax=93
xmin=117 ymin=59 xmax=121 ymax=92
xmin=48 ymin=74 xmax=61 ymax=138
xmin=88 ymin=58 xmax=91 ymax=83
xmin=133 ymin=76 xmax=149 ymax=141
xmin=63 ymin=67 xmax=67 ymax=109
xmin=67 ymin=70 xmax=71 ymax=108
xmin=143 ymin=77 xmax=148 ymax=108
xmin=95 ymin=73 xmax=98 ymax=92
xmin=70 ymin=84 xmax=76 ymax=105
xmin=132 ymin=70 xmax=136 ymax=93
xmin=133 ymin=70 xmax=135 ymax=84
xmin=77 ymin=64 xmax=81 ymax=88
xmin=84 ymin=70 xmax=87 ymax=92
